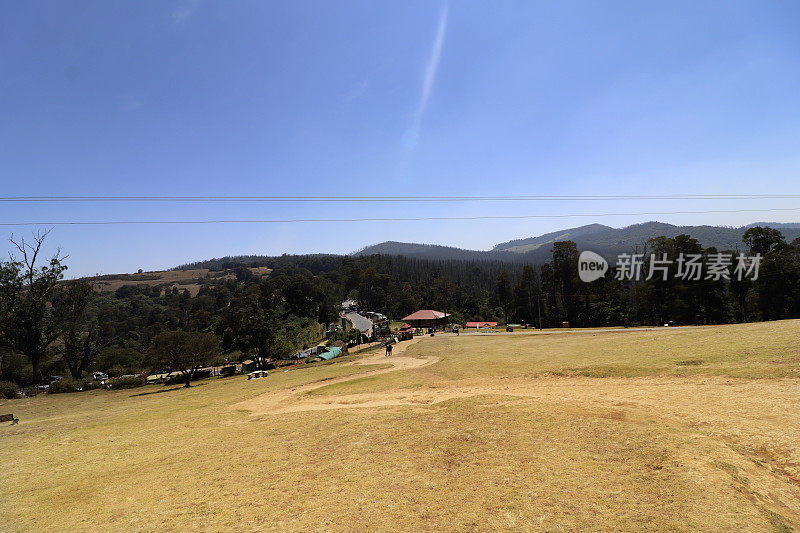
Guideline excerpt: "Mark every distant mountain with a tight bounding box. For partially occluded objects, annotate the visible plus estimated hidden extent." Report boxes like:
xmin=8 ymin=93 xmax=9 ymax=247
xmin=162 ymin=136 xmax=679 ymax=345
xmin=495 ymin=221 xmax=800 ymax=260
xmin=355 ymin=222 xmax=800 ymax=264
xmin=492 ymin=224 xmax=612 ymax=253
xmin=352 ymin=241 xmax=520 ymax=262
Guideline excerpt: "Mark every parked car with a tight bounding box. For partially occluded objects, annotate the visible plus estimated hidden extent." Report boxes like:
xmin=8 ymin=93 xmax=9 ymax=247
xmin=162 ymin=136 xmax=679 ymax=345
xmin=38 ymin=375 xmax=63 ymax=391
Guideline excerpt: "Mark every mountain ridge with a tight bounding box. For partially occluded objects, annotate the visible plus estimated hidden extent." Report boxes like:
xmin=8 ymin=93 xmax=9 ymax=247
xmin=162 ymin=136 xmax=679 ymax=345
xmin=354 ymin=221 xmax=800 ymax=263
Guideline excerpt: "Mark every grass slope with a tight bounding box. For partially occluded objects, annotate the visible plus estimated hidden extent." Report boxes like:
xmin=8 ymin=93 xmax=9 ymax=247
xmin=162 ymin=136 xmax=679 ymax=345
xmin=2 ymin=321 xmax=799 ymax=531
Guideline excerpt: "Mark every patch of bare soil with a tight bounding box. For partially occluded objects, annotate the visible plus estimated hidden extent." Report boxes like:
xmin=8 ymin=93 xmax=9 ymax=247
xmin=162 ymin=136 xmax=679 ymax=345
xmin=232 ymin=336 xmax=438 ymax=415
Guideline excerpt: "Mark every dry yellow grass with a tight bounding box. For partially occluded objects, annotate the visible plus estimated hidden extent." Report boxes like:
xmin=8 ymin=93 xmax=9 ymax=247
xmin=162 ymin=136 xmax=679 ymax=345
xmin=2 ymin=321 xmax=799 ymax=531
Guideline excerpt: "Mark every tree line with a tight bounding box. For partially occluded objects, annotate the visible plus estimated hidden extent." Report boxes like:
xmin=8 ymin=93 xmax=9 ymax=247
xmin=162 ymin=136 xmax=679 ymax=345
xmin=1 ymin=226 xmax=798 ymax=387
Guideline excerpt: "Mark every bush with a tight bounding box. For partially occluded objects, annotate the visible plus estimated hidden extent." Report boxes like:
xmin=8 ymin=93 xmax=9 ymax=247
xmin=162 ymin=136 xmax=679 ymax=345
xmin=47 ymin=379 xmax=101 ymax=394
xmin=48 ymin=379 xmax=81 ymax=394
xmin=82 ymin=380 xmax=101 ymax=391
xmin=166 ymin=369 xmax=210 ymax=385
xmin=111 ymin=375 xmax=146 ymax=389
xmin=0 ymin=380 xmax=18 ymax=399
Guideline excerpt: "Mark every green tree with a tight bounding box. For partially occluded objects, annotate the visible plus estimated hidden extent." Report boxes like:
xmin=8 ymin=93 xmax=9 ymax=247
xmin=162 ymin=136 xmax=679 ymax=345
xmin=224 ymin=292 xmax=286 ymax=367
xmin=496 ymin=271 xmax=512 ymax=324
xmin=550 ymin=241 xmax=580 ymax=325
xmin=51 ymin=280 xmax=100 ymax=380
xmin=148 ymin=331 xmax=219 ymax=387
xmin=96 ymin=347 xmax=145 ymax=376
xmin=742 ymin=226 xmax=786 ymax=256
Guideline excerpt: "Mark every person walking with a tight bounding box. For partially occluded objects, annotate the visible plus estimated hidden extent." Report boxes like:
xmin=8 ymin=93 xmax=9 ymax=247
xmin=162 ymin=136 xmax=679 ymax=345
xmin=385 ymin=343 xmax=393 ymax=357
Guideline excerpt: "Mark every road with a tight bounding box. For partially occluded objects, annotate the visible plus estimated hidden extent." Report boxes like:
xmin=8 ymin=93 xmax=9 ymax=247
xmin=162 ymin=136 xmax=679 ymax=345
xmin=345 ymin=312 xmax=373 ymax=336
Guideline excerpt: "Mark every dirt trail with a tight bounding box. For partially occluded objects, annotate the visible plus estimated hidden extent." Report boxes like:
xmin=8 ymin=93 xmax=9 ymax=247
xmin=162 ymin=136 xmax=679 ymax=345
xmin=234 ymin=334 xmax=800 ymax=470
xmin=237 ymin=347 xmax=800 ymax=477
xmin=233 ymin=336 xmax=438 ymax=415
xmin=233 ymin=334 xmax=800 ymax=523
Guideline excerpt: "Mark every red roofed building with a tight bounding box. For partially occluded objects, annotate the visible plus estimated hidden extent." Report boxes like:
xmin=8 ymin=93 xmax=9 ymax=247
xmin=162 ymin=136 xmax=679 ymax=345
xmin=465 ymin=321 xmax=498 ymax=328
xmin=402 ymin=310 xmax=451 ymax=329
xmin=398 ymin=322 xmax=414 ymax=340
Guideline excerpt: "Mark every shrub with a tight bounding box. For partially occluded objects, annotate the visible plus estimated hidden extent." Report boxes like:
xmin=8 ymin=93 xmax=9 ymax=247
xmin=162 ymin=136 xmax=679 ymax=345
xmin=48 ymin=379 xmax=81 ymax=394
xmin=165 ymin=369 xmax=211 ymax=385
xmin=48 ymin=379 xmax=100 ymax=394
xmin=111 ymin=376 xmax=146 ymax=389
xmin=0 ymin=380 xmax=18 ymax=399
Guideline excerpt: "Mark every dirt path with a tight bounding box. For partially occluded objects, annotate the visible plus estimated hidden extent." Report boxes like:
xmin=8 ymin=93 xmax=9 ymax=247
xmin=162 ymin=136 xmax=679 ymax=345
xmin=237 ymin=348 xmax=800 ymax=476
xmin=234 ymin=333 xmax=800 ymax=476
xmin=233 ymin=336 xmax=438 ymax=415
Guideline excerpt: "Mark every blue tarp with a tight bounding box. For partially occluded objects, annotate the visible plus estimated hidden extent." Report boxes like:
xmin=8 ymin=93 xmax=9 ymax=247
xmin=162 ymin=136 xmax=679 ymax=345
xmin=318 ymin=346 xmax=343 ymax=360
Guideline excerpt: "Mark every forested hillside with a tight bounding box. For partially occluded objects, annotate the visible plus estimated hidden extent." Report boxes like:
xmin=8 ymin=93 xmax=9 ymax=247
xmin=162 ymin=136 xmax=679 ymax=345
xmin=2 ymin=225 xmax=800 ymax=387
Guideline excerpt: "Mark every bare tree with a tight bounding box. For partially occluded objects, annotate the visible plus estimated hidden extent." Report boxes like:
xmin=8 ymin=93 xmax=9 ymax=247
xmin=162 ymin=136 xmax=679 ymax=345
xmin=2 ymin=230 xmax=67 ymax=382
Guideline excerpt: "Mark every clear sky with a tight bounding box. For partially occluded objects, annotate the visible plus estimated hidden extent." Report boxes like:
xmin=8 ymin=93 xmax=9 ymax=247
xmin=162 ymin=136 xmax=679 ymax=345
xmin=2 ymin=1 xmax=800 ymax=277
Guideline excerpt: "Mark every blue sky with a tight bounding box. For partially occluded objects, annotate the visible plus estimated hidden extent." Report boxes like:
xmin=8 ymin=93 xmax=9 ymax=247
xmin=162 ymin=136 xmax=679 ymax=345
xmin=2 ymin=1 xmax=800 ymax=276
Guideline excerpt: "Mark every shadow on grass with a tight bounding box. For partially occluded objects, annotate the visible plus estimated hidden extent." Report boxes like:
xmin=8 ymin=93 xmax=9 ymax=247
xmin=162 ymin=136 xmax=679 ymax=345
xmin=129 ymin=383 xmax=207 ymax=397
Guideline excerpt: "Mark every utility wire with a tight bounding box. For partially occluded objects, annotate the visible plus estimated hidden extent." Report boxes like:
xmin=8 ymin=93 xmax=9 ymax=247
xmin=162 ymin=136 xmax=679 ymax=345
xmin=2 ymin=194 xmax=800 ymax=203
xmin=2 ymin=206 xmax=800 ymax=226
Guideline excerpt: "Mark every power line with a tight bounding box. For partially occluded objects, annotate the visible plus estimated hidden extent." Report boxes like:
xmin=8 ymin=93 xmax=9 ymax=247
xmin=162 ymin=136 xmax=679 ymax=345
xmin=1 ymin=206 xmax=800 ymax=226
xmin=2 ymin=194 xmax=800 ymax=203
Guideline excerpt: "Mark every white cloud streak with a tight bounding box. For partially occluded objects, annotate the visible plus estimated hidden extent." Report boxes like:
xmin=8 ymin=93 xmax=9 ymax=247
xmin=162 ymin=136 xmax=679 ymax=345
xmin=172 ymin=0 xmax=198 ymax=24
xmin=404 ymin=3 xmax=449 ymax=148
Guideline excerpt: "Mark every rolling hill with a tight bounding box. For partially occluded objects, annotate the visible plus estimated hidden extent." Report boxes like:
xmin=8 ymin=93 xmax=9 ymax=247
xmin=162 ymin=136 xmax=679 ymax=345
xmin=355 ymin=221 xmax=800 ymax=264
xmin=88 ymin=266 xmax=272 ymax=296
xmin=351 ymin=241 xmax=521 ymax=262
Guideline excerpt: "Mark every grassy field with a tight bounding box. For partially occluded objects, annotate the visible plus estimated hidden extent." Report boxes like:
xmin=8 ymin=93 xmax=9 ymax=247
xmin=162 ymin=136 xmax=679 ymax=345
xmin=2 ymin=321 xmax=799 ymax=531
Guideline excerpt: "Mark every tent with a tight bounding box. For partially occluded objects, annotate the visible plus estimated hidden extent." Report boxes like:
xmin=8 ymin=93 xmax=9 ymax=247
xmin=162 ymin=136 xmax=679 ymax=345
xmin=318 ymin=346 xmax=343 ymax=360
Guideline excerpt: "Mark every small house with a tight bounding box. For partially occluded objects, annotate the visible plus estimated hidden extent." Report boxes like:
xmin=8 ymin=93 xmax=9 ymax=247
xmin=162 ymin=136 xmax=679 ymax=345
xmin=398 ymin=323 xmax=414 ymax=341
